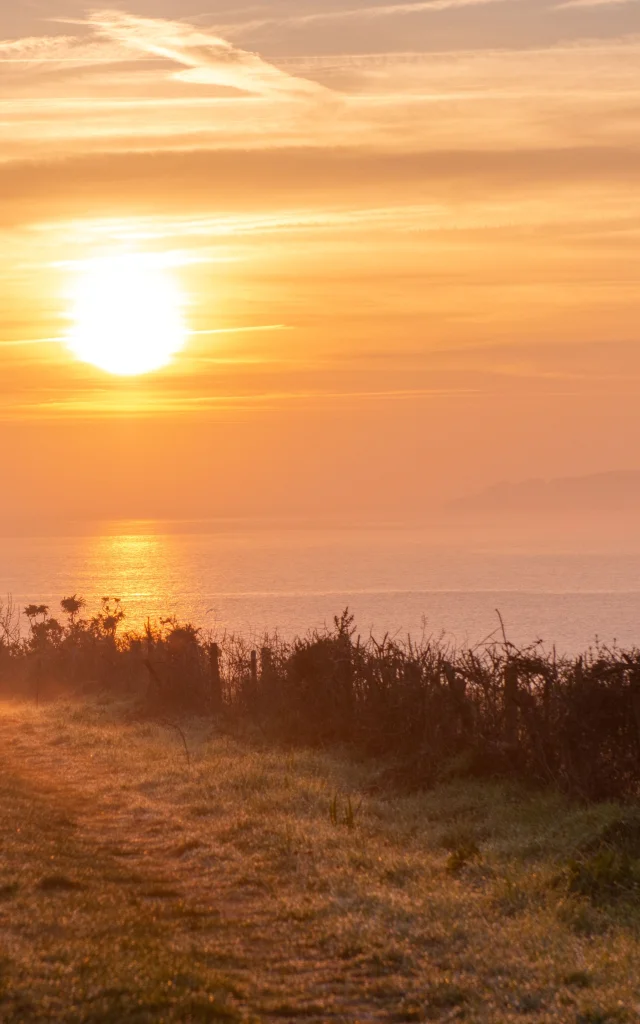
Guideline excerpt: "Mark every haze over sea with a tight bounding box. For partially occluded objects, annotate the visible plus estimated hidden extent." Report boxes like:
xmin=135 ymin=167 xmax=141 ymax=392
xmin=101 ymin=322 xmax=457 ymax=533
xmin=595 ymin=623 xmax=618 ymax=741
xmin=4 ymin=517 xmax=640 ymax=654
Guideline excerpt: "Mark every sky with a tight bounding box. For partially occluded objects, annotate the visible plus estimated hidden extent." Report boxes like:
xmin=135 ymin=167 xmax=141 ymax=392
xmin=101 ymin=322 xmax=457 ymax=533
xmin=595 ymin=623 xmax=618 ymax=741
xmin=2 ymin=0 xmax=640 ymax=524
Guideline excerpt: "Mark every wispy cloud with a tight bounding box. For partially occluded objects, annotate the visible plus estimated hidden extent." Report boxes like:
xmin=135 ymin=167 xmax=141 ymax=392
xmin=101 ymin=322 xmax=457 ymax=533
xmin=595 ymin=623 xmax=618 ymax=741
xmin=9 ymin=385 xmax=479 ymax=420
xmin=191 ymin=324 xmax=292 ymax=336
xmin=312 ymin=0 xmax=512 ymax=15
xmin=0 ymin=12 xmax=329 ymax=110
xmin=0 ymin=336 xmax=66 ymax=347
xmin=0 ymin=325 xmax=292 ymax=348
xmin=0 ymin=11 xmax=337 ymax=163
xmin=555 ymin=0 xmax=637 ymax=7
xmin=0 ymin=36 xmax=74 ymax=61
xmin=86 ymin=10 xmax=325 ymax=95
xmin=4 ymin=10 xmax=640 ymax=168
xmin=0 ymin=33 xmax=139 ymax=67
xmin=220 ymin=0 xmax=515 ymax=35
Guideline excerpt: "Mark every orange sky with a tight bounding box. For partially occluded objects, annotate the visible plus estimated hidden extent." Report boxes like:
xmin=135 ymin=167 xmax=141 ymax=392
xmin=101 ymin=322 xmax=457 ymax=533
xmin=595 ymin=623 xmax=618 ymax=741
xmin=2 ymin=2 xmax=640 ymax=523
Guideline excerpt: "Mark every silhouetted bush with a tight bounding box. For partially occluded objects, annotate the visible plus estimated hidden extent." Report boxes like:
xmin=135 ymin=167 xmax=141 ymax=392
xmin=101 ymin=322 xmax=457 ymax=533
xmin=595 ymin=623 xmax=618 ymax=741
xmin=2 ymin=596 xmax=640 ymax=800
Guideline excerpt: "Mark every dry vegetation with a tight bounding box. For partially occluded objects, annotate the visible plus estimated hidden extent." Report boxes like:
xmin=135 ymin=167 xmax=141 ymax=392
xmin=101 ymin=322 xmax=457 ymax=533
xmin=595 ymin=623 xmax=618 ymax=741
xmin=0 ymin=697 xmax=639 ymax=1023
xmin=3 ymin=600 xmax=640 ymax=801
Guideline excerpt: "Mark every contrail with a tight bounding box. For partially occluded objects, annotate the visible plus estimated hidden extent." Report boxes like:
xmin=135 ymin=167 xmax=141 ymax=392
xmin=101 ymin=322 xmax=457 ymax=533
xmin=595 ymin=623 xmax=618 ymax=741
xmin=189 ymin=324 xmax=292 ymax=336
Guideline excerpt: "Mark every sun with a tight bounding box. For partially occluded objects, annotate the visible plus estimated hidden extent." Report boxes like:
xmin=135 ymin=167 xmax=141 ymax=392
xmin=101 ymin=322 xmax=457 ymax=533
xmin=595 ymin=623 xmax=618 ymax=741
xmin=68 ymin=255 xmax=187 ymax=376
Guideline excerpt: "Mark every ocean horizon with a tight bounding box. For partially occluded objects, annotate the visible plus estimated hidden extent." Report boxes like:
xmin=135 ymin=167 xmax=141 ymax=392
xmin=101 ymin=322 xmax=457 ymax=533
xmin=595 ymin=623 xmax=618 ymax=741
xmin=4 ymin=517 xmax=640 ymax=653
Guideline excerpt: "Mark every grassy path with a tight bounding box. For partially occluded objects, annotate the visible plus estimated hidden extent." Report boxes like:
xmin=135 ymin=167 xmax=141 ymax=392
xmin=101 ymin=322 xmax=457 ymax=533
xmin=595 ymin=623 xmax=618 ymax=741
xmin=0 ymin=700 xmax=638 ymax=1022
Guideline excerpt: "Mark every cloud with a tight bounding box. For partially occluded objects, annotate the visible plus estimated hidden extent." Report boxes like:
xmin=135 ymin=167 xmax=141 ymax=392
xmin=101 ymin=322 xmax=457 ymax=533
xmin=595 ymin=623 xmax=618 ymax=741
xmin=0 ymin=36 xmax=75 ymax=61
xmin=3 ymin=14 xmax=640 ymax=199
xmin=556 ymin=0 xmax=637 ymax=6
xmin=0 ymin=32 xmax=140 ymax=68
xmin=3 ymin=143 xmax=640 ymax=232
xmin=313 ymin=0 xmax=513 ymax=16
xmin=4 ymin=10 xmax=640 ymax=169
xmin=0 ymin=11 xmax=337 ymax=165
xmin=86 ymin=10 xmax=325 ymax=96
xmin=221 ymin=0 xmax=516 ymax=36
xmin=555 ymin=0 xmax=637 ymax=7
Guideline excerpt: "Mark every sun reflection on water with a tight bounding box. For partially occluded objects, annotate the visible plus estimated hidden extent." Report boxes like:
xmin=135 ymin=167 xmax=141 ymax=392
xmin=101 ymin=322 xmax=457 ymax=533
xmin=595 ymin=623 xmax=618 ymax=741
xmin=6 ymin=523 xmax=640 ymax=651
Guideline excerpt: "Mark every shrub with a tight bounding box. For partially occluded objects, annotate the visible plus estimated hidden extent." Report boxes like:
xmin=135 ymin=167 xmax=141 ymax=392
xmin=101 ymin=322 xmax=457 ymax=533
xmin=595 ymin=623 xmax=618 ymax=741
xmin=3 ymin=599 xmax=640 ymax=800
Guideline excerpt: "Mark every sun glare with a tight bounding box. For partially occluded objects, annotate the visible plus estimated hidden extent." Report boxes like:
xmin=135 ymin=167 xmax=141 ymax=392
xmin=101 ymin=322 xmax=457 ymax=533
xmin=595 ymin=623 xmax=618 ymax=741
xmin=68 ymin=255 xmax=187 ymax=376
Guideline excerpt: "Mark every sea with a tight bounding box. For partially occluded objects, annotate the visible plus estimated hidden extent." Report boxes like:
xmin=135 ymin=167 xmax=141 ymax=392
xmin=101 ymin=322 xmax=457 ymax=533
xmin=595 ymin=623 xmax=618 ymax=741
xmin=3 ymin=517 xmax=640 ymax=654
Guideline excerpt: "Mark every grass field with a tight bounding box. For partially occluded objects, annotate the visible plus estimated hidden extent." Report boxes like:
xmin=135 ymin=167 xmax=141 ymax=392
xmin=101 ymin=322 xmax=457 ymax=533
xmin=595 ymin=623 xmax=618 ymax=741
xmin=0 ymin=699 xmax=638 ymax=1023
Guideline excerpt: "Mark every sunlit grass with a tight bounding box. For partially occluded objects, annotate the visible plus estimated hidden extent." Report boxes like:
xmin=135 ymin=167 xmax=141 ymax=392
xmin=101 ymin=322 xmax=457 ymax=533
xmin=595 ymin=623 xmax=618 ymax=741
xmin=0 ymin=699 xmax=638 ymax=1021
